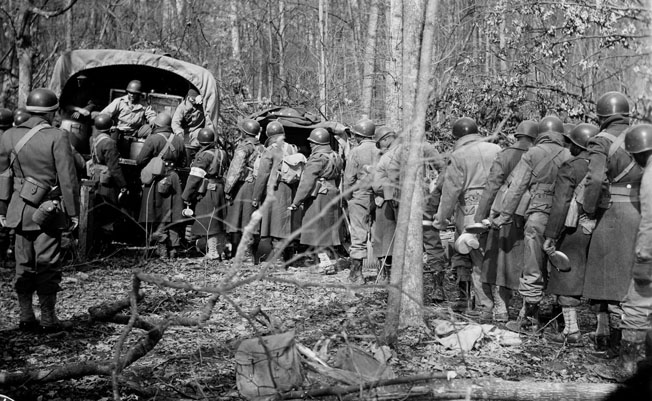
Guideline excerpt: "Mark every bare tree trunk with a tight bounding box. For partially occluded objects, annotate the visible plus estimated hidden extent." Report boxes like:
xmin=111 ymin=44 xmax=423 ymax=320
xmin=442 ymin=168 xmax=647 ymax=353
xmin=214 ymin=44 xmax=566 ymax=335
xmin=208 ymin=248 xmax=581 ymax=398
xmin=385 ymin=0 xmax=402 ymax=128
xmin=361 ymin=0 xmax=380 ymax=118
xmin=318 ymin=0 xmax=328 ymax=117
xmin=278 ymin=0 xmax=286 ymax=99
xmin=385 ymin=0 xmax=439 ymax=343
xmin=267 ymin=0 xmax=275 ymax=100
xmin=230 ymin=0 xmax=241 ymax=62
xmin=65 ymin=6 xmax=73 ymax=50
xmin=348 ymin=0 xmax=363 ymax=101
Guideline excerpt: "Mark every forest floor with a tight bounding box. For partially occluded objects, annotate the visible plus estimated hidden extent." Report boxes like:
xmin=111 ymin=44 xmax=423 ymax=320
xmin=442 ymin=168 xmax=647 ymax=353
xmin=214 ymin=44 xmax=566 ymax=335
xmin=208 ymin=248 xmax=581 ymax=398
xmin=0 ymin=246 xmax=620 ymax=401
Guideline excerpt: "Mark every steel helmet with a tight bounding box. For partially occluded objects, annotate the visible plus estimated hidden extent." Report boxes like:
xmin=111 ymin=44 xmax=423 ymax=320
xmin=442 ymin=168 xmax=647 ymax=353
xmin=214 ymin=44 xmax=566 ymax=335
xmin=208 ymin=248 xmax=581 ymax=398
xmin=567 ymin=123 xmax=599 ymax=149
xmin=26 ymin=88 xmax=59 ymax=113
xmin=0 ymin=108 xmax=12 ymax=129
xmin=563 ymin=123 xmax=576 ymax=136
xmin=277 ymin=108 xmax=301 ymax=118
xmin=153 ymin=112 xmax=172 ymax=127
xmin=126 ymin=80 xmax=143 ymax=94
xmin=307 ymin=128 xmax=330 ymax=145
xmin=374 ymin=126 xmax=396 ymax=143
xmin=625 ymin=124 xmax=652 ymax=154
xmin=238 ymin=119 xmax=260 ymax=136
xmin=349 ymin=118 xmax=375 ymax=138
xmin=596 ymin=91 xmax=629 ymax=117
xmin=197 ymin=128 xmax=216 ymax=145
xmin=13 ymin=108 xmax=30 ymax=125
xmin=266 ymin=121 xmax=285 ymax=137
xmin=94 ymin=113 xmax=113 ymax=132
xmin=452 ymin=117 xmax=478 ymax=138
xmin=538 ymin=116 xmax=564 ymax=135
xmin=514 ymin=120 xmax=538 ymax=139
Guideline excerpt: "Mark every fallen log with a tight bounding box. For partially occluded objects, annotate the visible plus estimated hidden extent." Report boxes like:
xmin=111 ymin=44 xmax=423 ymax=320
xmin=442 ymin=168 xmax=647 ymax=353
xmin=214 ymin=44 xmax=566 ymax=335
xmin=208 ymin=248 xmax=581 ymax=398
xmin=88 ymin=290 xmax=145 ymax=321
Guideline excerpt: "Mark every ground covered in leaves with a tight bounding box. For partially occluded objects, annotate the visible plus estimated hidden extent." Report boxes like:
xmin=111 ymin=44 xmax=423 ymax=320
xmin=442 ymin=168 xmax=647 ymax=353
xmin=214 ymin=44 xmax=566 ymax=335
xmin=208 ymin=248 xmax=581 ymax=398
xmin=0 ymin=250 xmax=617 ymax=400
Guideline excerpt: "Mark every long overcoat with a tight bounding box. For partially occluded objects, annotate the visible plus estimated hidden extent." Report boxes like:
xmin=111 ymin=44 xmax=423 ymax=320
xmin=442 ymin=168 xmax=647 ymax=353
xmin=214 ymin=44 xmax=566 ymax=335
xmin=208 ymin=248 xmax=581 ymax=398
xmin=224 ymin=136 xmax=263 ymax=234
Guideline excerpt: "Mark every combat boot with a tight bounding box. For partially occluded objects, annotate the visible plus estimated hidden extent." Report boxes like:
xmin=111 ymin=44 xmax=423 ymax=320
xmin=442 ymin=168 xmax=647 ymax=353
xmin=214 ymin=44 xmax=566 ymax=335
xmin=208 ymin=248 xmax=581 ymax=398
xmin=205 ymin=235 xmax=220 ymax=260
xmin=348 ymin=258 xmax=363 ymax=284
xmin=431 ymin=272 xmax=446 ymax=303
xmin=18 ymin=291 xmax=39 ymax=332
xmin=39 ymin=293 xmax=72 ymax=333
xmin=594 ymin=329 xmax=647 ymax=381
xmin=452 ymin=281 xmax=470 ymax=313
xmin=505 ymin=301 xmax=540 ymax=334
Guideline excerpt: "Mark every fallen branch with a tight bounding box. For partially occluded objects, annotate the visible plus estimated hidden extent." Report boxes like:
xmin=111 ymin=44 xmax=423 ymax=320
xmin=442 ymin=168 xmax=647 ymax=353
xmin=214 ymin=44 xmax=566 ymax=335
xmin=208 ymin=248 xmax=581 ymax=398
xmin=88 ymin=290 xmax=145 ymax=321
xmin=0 ymin=362 xmax=112 ymax=386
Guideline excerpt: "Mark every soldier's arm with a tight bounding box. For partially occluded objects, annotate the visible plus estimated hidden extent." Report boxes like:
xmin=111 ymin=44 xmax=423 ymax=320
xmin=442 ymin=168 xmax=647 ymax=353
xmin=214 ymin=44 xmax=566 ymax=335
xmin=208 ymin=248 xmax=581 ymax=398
xmin=435 ymin=157 xmax=464 ymax=224
xmin=54 ymin=131 xmax=80 ymax=217
xmin=103 ymin=143 xmax=127 ymax=189
xmin=0 ymin=134 xmax=11 ymax=216
xmin=498 ymin=155 xmax=533 ymax=217
xmin=135 ymin=136 xmax=157 ymax=167
xmin=171 ymin=103 xmax=186 ymax=136
xmin=543 ymin=160 xmax=580 ymax=239
xmin=182 ymin=151 xmax=210 ymax=203
xmin=582 ymin=137 xmax=609 ymax=214
xmin=372 ymin=156 xmax=387 ymax=196
xmin=224 ymin=146 xmax=247 ymax=195
xmin=252 ymin=151 xmax=273 ymax=203
xmin=292 ymin=156 xmax=323 ymax=206
xmin=633 ymin=166 xmax=652 ymax=281
xmin=342 ymin=150 xmax=358 ymax=198
xmin=474 ymin=153 xmax=506 ymax=222
xmin=426 ymin=168 xmax=446 ymax=218
xmin=100 ymin=99 xmax=119 ymax=120
xmin=176 ymin=138 xmax=187 ymax=167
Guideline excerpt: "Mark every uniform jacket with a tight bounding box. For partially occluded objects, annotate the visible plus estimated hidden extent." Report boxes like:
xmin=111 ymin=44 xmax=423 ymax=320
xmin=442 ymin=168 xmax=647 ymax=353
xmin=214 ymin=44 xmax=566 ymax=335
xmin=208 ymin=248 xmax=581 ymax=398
xmin=372 ymin=141 xmax=401 ymax=202
xmin=634 ymin=158 xmax=652 ymax=279
xmin=293 ymin=146 xmax=343 ymax=206
xmin=544 ymin=151 xmax=590 ymax=239
xmin=252 ymin=141 xmax=287 ymax=203
xmin=136 ymin=127 xmax=186 ymax=168
xmin=224 ymin=136 xmax=262 ymax=195
xmin=343 ymin=139 xmax=379 ymax=200
xmin=101 ymin=95 xmax=155 ymax=131
xmin=474 ymin=140 xmax=531 ymax=222
xmin=583 ymin=115 xmax=643 ymax=214
xmin=500 ymin=133 xmax=571 ymax=217
xmin=436 ymin=134 xmax=501 ymax=225
xmin=171 ymin=99 xmax=212 ymax=146
xmin=91 ymin=133 xmax=127 ymax=189
xmin=0 ymin=116 xmax=80 ymax=230
xmin=182 ymin=145 xmax=228 ymax=203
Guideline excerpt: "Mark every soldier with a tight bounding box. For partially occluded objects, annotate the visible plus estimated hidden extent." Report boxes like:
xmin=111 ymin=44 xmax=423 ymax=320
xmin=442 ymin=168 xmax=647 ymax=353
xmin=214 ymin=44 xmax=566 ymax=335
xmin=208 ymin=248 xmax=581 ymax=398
xmin=0 ymin=88 xmax=80 ymax=332
xmin=224 ymin=119 xmax=264 ymax=260
xmin=101 ymin=79 xmax=156 ymax=137
xmin=343 ymin=118 xmax=379 ymax=282
xmin=172 ymin=88 xmax=213 ymax=163
xmin=89 ymin=113 xmax=128 ymax=253
xmin=594 ymin=124 xmax=652 ymax=380
xmin=372 ymin=127 xmax=398 ymax=283
xmin=182 ymin=128 xmax=229 ymax=260
xmin=493 ymin=116 xmax=571 ymax=332
xmin=137 ymin=112 xmax=186 ymax=258
xmin=252 ymin=121 xmax=302 ymax=263
xmin=289 ymin=128 xmax=343 ymax=263
xmin=474 ymin=120 xmax=538 ymax=322
xmin=434 ymin=117 xmax=501 ymax=315
xmin=581 ymin=92 xmax=643 ymax=355
xmin=542 ymin=123 xmax=599 ymax=343
xmin=0 ymin=108 xmax=11 ymax=134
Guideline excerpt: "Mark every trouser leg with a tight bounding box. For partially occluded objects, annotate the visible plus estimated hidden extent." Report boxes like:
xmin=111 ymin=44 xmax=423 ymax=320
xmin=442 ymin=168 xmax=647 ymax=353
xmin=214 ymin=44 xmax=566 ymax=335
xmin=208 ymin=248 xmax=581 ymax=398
xmin=518 ymin=212 xmax=548 ymax=304
xmin=621 ymin=278 xmax=652 ymax=332
xmin=347 ymin=198 xmax=370 ymax=261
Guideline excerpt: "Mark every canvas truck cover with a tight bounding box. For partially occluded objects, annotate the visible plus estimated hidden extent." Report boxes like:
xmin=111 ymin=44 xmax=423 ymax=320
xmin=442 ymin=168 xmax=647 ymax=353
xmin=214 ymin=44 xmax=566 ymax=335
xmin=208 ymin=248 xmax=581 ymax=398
xmin=49 ymin=49 xmax=219 ymax=125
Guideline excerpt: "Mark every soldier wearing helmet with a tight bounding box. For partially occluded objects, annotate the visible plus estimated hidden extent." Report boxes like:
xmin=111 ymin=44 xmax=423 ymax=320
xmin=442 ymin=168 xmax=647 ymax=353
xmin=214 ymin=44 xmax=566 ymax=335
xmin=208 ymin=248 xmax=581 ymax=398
xmin=88 ymin=113 xmax=128 ymax=254
xmin=172 ymin=88 xmax=213 ymax=165
xmin=61 ymin=73 xmax=97 ymax=123
xmin=371 ymin=126 xmax=399 ymax=283
xmin=100 ymin=79 xmax=156 ymax=136
xmin=252 ymin=121 xmax=303 ymax=264
xmin=492 ymin=116 xmax=571 ymax=333
xmin=136 ymin=112 xmax=186 ymax=259
xmin=342 ymin=118 xmax=380 ymax=282
xmin=471 ymin=120 xmax=539 ymax=323
xmin=0 ymin=88 xmax=80 ymax=333
xmin=434 ymin=117 xmax=501 ymax=316
xmin=224 ymin=118 xmax=264 ymax=262
xmin=289 ymin=128 xmax=343 ymax=264
xmin=581 ymin=91 xmax=643 ymax=357
xmin=597 ymin=124 xmax=652 ymax=381
xmin=540 ymin=123 xmax=599 ymax=344
xmin=182 ymin=127 xmax=229 ymax=260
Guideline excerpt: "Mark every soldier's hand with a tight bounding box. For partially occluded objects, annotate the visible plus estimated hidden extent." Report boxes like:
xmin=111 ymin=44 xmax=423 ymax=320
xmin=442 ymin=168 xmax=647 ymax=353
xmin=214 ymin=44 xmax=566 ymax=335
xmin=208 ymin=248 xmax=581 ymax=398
xmin=71 ymin=111 xmax=80 ymax=120
xmin=0 ymin=215 xmax=5 ymax=227
xmin=287 ymin=204 xmax=298 ymax=211
xmin=374 ymin=196 xmax=384 ymax=208
xmin=491 ymin=215 xmax=511 ymax=229
xmin=252 ymin=201 xmax=259 ymax=209
xmin=543 ymin=237 xmax=556 ymax=256
xmin=79 ymin=108 xmax=90 ymax=117
xmin=390 ymin=199 xmax=399 ymax=209
xmin=69 ymin=216 xmax=79 ymax=231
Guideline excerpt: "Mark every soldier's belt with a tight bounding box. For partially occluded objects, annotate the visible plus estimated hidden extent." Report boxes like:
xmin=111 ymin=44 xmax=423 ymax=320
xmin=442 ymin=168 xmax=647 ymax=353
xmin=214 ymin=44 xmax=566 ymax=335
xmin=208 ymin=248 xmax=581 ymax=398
xmin=609 ymin=183 xmax=640 ymax=203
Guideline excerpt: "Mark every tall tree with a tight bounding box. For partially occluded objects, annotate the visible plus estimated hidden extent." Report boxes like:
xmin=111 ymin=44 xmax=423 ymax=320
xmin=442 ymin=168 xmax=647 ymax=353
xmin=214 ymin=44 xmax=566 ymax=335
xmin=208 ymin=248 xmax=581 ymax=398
xmin=318 ymin=0 xmax=328 ymax=116
xmin=361 ymin=0 xmax=380 ymax=118
xmin=385 ymin=0 xmax=403 ymax=128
